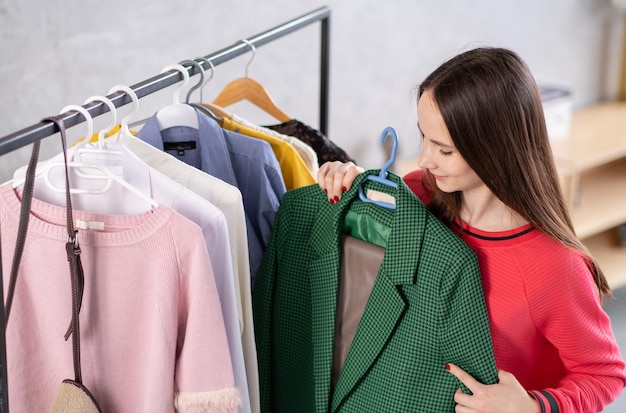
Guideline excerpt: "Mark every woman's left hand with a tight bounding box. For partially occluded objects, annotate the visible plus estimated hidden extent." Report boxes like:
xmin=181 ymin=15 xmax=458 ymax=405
xmin=446 ymin=363 xmax=540 ymax=413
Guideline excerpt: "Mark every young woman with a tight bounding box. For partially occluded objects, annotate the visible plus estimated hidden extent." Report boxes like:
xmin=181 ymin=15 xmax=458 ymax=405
xmin=317 ymin=47 xmax=626 ymax=413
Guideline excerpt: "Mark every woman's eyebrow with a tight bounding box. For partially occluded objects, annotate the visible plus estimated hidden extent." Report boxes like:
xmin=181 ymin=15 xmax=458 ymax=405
xmin=431 ymin=139 xmax=453 ymax=148
xmin=417 ymin=122 xmax=453 ymax=147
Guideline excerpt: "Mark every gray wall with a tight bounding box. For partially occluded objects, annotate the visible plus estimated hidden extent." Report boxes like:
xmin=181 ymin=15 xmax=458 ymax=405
xmin=1 ymin=0 xmax=624 ymax=182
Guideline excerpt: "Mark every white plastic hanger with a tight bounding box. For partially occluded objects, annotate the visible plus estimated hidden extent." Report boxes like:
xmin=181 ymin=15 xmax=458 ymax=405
xmin=12 ymin=104 xmax=107 ymax=194
xmin=107 ymin=84 xmax=140 ymax=141
xmin=155 ymin=63 xmax=199 ymax=130
xmin=12 ymin=103 xmax=158 ymax=212
xmin=72 ymin=95 xmax=127 ymax=170
xmin=77 ymin=95 xmax=160 ymax=209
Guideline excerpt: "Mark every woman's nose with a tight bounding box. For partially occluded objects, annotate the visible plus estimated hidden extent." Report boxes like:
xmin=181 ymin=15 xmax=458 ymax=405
xmin=417 ymin=150 xmax=434 ymax=170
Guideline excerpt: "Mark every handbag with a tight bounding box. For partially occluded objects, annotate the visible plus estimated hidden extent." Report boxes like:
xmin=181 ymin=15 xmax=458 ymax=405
xmin=4 ymin=115 xmax=102 ymax=412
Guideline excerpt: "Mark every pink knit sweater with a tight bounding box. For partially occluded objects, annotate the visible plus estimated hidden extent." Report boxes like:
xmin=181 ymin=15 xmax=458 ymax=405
xmin=0 ymin=184 xmax=241 ymax=412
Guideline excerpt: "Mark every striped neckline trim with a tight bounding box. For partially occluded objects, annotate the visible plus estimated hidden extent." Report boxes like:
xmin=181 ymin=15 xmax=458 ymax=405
xmin=453 ymin=221 xmax=536 ymax=241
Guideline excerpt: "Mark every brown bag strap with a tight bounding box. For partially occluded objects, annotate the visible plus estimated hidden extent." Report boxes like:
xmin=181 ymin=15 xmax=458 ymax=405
xmin=3 ymin=115 xmax=86 ymax=384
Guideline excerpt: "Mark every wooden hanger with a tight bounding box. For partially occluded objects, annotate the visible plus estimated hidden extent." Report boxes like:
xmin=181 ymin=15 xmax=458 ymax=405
xmin=211 ymin=40 xmax=291 ymax=123
xmin=212 ymin=78 xmax=290 ymax=122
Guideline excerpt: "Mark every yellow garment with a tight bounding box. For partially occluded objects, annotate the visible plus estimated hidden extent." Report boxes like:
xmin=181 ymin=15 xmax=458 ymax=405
xmin=221 ymin=117 xmax=315 ymax=191
xmin=230 ymin=113 xmax=319 ymax=176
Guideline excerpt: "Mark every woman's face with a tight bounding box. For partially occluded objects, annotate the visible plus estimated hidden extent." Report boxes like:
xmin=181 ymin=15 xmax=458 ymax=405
xmin=417 ymin=90 xmax=484 ymax=194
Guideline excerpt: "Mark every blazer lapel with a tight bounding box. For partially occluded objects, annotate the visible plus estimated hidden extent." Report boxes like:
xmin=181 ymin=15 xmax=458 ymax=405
xmin=330 ymin=267 xmax=406 ymax=411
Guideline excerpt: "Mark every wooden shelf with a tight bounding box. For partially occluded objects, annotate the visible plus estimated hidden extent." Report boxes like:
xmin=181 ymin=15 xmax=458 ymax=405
xmin=552 ymin=103 xmax=626 ymax=289
xmin=567 ymin=159 xmax=626 ymax=239
xmin=584 ymin=230 xmax=626 ymax=291
xmin=550 ymin=102 xmax=626 ymax=172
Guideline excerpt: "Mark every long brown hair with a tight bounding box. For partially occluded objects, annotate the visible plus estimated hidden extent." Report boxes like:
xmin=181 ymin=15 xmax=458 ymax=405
xmin=418 ymin=47 xmax=611 ymax=300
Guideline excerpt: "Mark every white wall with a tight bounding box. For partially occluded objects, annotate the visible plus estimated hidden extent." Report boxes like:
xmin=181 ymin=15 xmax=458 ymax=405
xmin=0 ymin=0 xmax=624 ymax=182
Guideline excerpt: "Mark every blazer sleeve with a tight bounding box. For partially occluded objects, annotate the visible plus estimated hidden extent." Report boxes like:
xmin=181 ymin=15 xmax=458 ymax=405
xmin=252 ymin=201 xmax=284 ymax=413
xmin=438 ymin=247 xmax=499 ymax=390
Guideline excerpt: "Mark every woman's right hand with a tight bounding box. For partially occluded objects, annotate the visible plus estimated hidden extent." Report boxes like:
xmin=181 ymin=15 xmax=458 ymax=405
xmin=317 ymin=161 xmax=364 ymax=204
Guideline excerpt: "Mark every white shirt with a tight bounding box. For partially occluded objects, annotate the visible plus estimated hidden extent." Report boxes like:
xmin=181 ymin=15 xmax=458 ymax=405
xmin=120 ymin=134 xmax=259 ymax=413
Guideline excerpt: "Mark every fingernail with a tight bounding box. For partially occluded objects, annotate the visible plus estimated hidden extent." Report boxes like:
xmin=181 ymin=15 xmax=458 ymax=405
xmin=334 ymin=195 xmax=339 ymax=202
xmin=342 ymin=186 xmax=347 ymax=192
xmin=323 ymin=188 xmax=327 ymax=193
xmin=445 ymin=364 xmax=450 ymax=371
xmin=329 ymin=198 xmax=335 ymax=204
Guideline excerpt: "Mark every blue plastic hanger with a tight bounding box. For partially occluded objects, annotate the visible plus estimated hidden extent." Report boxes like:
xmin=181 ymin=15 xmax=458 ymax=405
xmin=357 ymin=126 xmax=399 ymax=209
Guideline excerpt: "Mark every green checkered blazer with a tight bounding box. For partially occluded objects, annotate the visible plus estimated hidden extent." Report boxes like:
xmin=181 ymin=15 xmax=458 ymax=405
xmin=253 ymin=170 xmax=498 ymax=412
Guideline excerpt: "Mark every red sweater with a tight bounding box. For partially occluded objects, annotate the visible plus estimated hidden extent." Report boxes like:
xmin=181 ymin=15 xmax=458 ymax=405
xmin=403 ymin=169 xmax=626 ymax=413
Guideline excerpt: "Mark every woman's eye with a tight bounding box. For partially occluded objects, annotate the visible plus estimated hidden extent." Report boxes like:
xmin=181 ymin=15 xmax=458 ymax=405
xmin=439 ymin=150 xmax=453 ymax=156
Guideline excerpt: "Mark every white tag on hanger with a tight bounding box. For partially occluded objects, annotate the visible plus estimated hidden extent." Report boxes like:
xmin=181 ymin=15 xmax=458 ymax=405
xmin=366 ymin=189 xmax=396 ymax=206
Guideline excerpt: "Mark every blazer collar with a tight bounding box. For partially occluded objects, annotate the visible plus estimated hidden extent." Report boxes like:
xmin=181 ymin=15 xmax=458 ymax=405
xmin=311 ymin=169 xmax=427 ymax=284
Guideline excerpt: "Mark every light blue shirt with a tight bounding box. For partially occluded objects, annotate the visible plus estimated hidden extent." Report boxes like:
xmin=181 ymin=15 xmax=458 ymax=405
xmin=137 ymin=109 xmax=286 ymax=287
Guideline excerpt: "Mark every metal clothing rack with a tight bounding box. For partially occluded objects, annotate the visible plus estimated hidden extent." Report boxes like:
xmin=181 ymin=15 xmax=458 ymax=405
xmin=0 ymin=6 xmax=331 ymax=411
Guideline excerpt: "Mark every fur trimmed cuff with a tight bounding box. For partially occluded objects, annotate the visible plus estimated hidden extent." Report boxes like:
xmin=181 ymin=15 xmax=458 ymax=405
xmin=174 ymin=387 xmax=242 ymax=413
